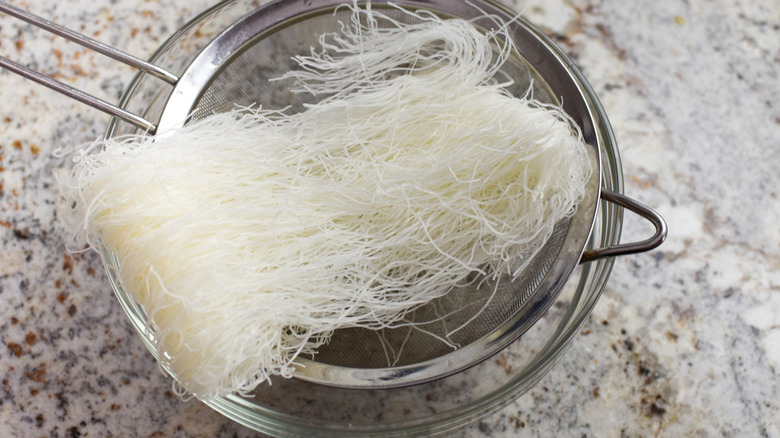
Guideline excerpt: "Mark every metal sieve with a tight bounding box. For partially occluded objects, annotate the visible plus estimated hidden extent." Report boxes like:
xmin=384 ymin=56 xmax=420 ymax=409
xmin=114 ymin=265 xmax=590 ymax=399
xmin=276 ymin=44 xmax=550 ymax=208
xmin=0 ymin=0 xmax=666 ymax=391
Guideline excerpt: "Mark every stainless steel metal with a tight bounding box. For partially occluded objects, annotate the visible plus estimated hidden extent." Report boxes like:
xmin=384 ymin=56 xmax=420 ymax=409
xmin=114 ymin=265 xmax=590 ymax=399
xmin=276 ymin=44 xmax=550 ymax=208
xmin=0 ymin=0 xmax=177 ymax=132
xmin=580 ymin=189 xmax=667 ymax=263
xmin=0 ymin=56 xmax=158 ymax=132
xmin=1 ymin=0 xmax=666 ymax=391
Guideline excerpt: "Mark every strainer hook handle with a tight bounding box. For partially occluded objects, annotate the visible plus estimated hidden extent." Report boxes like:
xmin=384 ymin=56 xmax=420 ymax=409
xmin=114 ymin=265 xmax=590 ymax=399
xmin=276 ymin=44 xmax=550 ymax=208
xmin=0 ymin=1 xmax=177 ymax=133
xmin=580 ymin=188 xmax=667 ymax=263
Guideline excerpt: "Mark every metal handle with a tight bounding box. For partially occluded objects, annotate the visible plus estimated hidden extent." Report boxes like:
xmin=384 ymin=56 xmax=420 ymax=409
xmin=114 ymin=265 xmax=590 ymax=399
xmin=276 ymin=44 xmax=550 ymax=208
xmin=580 ymin=188 xmax=667 ymax=263
xmin=0 ymin=1 xmax=178 ymax=133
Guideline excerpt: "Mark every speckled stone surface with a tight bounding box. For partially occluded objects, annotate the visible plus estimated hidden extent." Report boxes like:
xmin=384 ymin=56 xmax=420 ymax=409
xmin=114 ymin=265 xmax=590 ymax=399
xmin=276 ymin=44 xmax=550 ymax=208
xmin=1 ymin=0 xmax=778 ymax=437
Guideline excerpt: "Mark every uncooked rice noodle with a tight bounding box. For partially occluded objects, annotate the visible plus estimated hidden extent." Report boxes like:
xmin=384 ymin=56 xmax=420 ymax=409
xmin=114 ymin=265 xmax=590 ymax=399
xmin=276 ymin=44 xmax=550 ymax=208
xmin=58 ymin=2 xmax=593 ymax=400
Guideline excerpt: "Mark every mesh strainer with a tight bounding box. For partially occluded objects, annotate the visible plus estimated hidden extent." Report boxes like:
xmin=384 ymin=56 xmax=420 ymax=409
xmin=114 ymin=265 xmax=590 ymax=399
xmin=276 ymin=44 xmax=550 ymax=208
xmin=0 ymin=0 xmax=666 ymax=392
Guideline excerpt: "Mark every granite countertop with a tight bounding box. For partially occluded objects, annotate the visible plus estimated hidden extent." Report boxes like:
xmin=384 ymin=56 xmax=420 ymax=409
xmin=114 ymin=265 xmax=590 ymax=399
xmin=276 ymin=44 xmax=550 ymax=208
xmin=1 ymin=0 xmax=778 ymax=436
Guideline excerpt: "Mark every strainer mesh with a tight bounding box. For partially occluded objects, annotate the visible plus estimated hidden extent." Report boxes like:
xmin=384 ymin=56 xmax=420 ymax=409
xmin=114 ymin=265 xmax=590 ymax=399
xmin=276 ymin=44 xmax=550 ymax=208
xmin=183 ymin=6 xmax=570 ymax=369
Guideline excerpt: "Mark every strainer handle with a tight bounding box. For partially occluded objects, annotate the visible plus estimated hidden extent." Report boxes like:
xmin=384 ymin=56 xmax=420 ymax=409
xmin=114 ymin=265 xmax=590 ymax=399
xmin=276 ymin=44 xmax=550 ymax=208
xmin=580 ymin=188 xmax=667 ymax=263
xmin=0 ymin=1 xmax=177 ymax=133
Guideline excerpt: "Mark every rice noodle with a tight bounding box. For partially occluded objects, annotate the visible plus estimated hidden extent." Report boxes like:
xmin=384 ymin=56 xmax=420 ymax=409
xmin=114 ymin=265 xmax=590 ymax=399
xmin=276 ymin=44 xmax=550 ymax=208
xmin=59 ymin=3 xmax=592 ymax=400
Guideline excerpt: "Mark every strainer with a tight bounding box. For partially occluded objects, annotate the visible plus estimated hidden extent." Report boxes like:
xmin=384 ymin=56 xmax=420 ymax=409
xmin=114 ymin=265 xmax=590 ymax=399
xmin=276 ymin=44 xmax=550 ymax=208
xmin=0 ymin=0 xmax=665 ymax=394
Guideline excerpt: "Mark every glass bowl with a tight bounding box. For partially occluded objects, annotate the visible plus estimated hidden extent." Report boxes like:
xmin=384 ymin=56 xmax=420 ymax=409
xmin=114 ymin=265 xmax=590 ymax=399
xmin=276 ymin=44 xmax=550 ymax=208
xmin=102 ymin=1 xmax=624 ymax=436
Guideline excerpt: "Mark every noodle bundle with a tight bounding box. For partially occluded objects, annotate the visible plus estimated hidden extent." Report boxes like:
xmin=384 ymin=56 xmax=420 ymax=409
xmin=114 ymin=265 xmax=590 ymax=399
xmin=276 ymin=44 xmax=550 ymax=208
xmin=60 ymin=4 xmax=592 ymax=400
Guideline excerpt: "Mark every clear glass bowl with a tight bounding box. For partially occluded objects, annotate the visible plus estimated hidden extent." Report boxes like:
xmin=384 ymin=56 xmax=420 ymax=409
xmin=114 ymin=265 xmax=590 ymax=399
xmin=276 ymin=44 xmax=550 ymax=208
xmin=103 ymin=1 xmax=624 ymax=436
